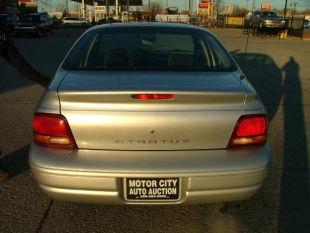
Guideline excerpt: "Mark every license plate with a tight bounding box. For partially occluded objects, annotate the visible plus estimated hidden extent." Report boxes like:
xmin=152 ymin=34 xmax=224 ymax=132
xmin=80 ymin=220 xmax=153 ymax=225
xmin=125 ymin=178 xmax=180 ymax=200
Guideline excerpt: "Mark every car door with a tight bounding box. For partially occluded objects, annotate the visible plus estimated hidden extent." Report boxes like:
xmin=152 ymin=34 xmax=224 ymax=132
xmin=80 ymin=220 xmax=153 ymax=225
xmin=73 ymin=18 xmax=82 ymax=26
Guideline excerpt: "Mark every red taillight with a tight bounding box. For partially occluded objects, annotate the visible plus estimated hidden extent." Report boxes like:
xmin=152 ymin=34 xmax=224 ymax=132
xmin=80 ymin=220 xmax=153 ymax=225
xmin=33 ymin=113 xmax=77 ymax=150
xmin=131 ymin=94 xmax=176 ymax=100
xmin=228 ymin=114 xmax=268 ymax=148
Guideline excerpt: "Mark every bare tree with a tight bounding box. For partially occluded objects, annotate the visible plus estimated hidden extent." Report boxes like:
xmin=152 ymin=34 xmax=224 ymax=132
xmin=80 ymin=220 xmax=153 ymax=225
xmin=0 ymin=22 xmax=50 ymax=87
xmin=214 ymin=0 xmax=224 ymax=26
xmin=55 ymin=1 xmax=68 ymax=13
xmin=144 ymin=2 xmax=164 ymax=20
xmin=37 ymin=0 xmax=53 ymax=12
xmin=232 ymin=5 xmax=247 ymax=17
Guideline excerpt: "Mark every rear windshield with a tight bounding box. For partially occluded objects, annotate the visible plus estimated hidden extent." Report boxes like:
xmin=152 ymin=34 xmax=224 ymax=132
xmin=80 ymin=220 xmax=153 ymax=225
xmin=62 ymin=27 xmax=236 ymax=72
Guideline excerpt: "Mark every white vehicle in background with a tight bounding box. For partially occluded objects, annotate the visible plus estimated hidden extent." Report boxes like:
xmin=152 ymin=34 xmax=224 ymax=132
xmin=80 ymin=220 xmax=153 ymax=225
xmin=62 ymin=17 xmax=90 ymax=27
xmin=155 ymin=7 xmax=190 ymax=24
xmin=156 ymin=14 xmax=190 ymax=24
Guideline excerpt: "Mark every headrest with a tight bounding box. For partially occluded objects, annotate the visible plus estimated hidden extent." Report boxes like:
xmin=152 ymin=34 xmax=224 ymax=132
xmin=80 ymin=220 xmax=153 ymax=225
xmin=168 ymin=53 xmax=194 ymax=68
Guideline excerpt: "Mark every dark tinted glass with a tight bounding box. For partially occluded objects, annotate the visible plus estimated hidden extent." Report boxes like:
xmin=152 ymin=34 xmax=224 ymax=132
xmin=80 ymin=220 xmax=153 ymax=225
xmin=26 ymin=15 xmax=40 ymax=22
xmin=263 ymin=12 xmax=278 ymax=17
xmin=63 ymin=27 xmax=236 ymax=72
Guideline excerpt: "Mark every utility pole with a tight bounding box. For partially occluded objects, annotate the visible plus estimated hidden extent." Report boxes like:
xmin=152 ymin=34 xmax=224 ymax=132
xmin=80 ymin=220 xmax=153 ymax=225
xmin=82 ymin=0 xmax=85 ymax=19
xmin=216 ymin=0 xmax=219 ymax=26
xmin=284 ymin=0 xmax=288 ymax=18
xmin=127 ymin=0 xmax=130 ymax=22
xmin=293 ymin=2 xmax=297 ymax=15
xmin=116 ymin=0 xmax=119 ymax=19
xmin=106 ymin=0 xmax=109 ymax=18
xmin=166 ymin=0 xmax=169 ymax=13
xmin=148 ymin=0 xmax=151 ymax=22
xmin=92 ymin=0 xmax=95 ymax=24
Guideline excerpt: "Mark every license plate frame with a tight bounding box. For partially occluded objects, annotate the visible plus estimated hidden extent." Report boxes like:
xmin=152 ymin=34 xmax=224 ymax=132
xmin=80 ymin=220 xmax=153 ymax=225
xmin=124 ymin=178 xmax=180 ymax=201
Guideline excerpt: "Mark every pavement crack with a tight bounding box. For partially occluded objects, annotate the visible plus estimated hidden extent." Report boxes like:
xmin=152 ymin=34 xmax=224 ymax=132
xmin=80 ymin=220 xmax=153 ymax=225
xmin=36 ymin=200 xmax=54 ymax=233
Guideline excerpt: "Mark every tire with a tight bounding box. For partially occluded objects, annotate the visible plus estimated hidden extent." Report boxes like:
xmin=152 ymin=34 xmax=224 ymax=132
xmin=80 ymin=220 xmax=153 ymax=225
xmin=37 ymin=30 xmax=42 ymax=38
xmin=82 ymin=23 xmax=87 ymax=28
xmin=65 ymin=23 xmax=70 ymax=28
xmin=259 ymin=21 xmax=263 ymax=29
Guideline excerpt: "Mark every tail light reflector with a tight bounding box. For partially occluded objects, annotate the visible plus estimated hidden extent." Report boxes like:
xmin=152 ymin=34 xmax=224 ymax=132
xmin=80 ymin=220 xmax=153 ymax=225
xmin=228 ymin=114 xmax=268 ymax=148
xmin=33 ymin=113 xmax=77 ymax=150
xmin=131 ymin=94 xmax=176 ymax=100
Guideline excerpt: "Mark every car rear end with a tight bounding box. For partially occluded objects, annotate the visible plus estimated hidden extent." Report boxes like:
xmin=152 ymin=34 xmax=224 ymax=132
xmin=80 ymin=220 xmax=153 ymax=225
xmin=15 ymin=14 xmax=41 ymax=36
xmin=262 ymin=12 xmax=286 ymax=28
xmin=29 ymin=24 xmax=271 ymax=205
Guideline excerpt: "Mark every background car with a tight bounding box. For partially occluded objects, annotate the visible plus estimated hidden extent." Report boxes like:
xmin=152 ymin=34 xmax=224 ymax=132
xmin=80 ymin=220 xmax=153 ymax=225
xmin=62 ymin=17 xmax=90 ymax=27
xmin=29 ymin=23 xmax=271 ymax=205
xmin=14 ymin=12 xmax=52 ymax=37
xmin=251 ymin=11 xmax=286 ymax=29
xmin=50 ymin=16 xmax=62 ymax=28
xmin=0 ymin=13 xmax=19 ymax=34
xmin=97 ymin=17 xmax=122 ymax=25
xmin=304 ymin=19 xmax=310 ymax=29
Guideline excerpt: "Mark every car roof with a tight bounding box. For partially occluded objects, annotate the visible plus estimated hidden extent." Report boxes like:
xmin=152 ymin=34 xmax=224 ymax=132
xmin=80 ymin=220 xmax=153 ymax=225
xmin=28 ymin=12 xmax=48 ymax=15
xmin=89 ymin=22 xmax=208 ymax=33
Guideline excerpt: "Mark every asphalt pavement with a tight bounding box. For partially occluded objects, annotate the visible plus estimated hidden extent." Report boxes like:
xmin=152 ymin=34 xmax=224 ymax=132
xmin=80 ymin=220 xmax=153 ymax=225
xmin=0 ymin=28 xmax=309 ymax=233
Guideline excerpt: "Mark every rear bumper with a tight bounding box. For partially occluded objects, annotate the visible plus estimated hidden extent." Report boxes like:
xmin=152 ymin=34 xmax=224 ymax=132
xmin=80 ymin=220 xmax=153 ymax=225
xmin=33 ymin=167 xmax=267 ymax=205
xmin=29 ymin=144 xmax=271 ymax=205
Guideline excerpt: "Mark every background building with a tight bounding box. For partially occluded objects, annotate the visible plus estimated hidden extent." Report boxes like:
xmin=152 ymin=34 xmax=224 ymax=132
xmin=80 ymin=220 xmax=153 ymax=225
xmin=18 ymin=0 xmax=38 ymax=13
xmin=197 ymin=0 xmax=213 ymax=19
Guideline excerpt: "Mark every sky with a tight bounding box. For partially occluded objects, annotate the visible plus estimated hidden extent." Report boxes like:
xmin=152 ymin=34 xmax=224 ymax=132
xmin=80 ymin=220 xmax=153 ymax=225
xmin=46 ymin=0 xmax=310 ymax=12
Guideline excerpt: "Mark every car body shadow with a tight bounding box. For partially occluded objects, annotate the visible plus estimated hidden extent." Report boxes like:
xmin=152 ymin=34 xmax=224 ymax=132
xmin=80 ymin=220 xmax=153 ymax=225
xmin=0 ymin=146 xmax=30 ymax=178
xmin=234 ymin=53 xmax=309 ymax=233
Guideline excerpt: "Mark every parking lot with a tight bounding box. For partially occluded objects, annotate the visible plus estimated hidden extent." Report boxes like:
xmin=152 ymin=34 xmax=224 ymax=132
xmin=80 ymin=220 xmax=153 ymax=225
xmin=0 ymin=28 xmax=309 ymax=233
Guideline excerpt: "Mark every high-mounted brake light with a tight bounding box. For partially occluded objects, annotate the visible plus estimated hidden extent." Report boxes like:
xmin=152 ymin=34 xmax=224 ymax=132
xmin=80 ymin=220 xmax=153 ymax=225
xmin=33 ymin=113 xmax=77 ymax=150
xmin=131 ymin=94 xmax=176 ymax=100
xmin=228 ymin=114 xmax=268 ymax=148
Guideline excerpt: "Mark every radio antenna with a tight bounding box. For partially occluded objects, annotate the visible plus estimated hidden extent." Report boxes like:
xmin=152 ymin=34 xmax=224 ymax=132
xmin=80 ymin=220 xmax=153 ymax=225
xmin=244 ymin=0 xmax=256 ymax=54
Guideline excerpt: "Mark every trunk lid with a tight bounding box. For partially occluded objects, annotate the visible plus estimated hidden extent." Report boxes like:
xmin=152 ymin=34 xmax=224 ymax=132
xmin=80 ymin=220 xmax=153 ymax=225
xmin=58 ymin=71 xmax=246 ymax=150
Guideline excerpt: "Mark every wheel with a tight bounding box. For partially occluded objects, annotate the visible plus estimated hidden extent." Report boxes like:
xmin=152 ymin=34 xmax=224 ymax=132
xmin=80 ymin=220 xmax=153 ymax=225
xmin=36 ymin=30 xmax=42 ymax=38
xmin=82 ymin=23 xmax=87 ymax=27
xmin=65 ymin=23 xmax=70 ymax=28
xmin=259 ymin=21 xmax=263 ymax=29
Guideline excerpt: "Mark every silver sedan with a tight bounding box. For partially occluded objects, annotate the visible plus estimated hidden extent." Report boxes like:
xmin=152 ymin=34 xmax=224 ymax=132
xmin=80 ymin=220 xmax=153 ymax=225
xmin=29 ymin=23 xmax=271 ymax=205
